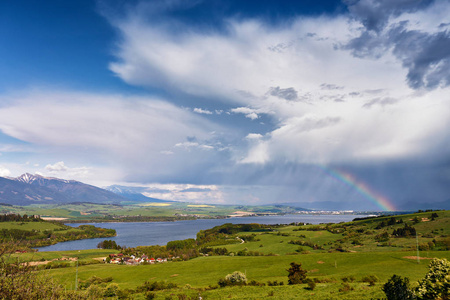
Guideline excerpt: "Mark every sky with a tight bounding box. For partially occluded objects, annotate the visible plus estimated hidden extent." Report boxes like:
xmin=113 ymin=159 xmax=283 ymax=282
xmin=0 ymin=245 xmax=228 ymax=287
xmin=0 ymin=0 xmax=450 ymax=210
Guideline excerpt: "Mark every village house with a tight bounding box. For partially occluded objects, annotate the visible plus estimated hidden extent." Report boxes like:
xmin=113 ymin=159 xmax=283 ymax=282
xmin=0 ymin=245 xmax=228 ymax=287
xmin=107 ymin=253 xmax=169 ymax=265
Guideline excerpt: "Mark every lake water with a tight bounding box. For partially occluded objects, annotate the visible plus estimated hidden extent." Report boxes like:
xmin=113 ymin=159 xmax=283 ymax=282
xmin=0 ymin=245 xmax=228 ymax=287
xmin=37 ymin=214 xmax=365 ymax=252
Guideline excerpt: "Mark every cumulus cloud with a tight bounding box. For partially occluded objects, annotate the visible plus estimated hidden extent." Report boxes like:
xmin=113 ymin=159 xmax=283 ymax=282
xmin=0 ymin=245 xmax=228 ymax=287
xmin=231 ymin=107 xmax=260 ymax=120
xmin=45 ymin=161 xmax=68 ymax=172
xmin=193 ymin=107 xmax=213 ymax=114
xmin=102 ymin=0 xmax=450 ymax=169
xmin=0 ymin=166 xmax=11 ymax=177
xmin=44 ymin=161 xmax=90 ymax=177
xmin=245 ymin=133 xmax=263 ymax=140
xmin=2 ymin=0 xmax=447 ymax=206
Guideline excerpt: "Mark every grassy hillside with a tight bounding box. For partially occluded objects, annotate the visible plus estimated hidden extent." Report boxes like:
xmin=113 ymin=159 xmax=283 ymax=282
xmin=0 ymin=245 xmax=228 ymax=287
xmin=0 ymin=202 xmax=299 ymax=222
xmin=0 ymin=215 xmax=116 ymax=247
xmin=10 ymin=210 xmax=448 ymax=299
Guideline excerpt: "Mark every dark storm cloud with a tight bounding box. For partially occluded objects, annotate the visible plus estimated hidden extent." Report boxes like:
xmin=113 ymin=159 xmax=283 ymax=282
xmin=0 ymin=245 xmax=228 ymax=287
xmin=269 ymin=86 xmax=298 ymax=101
xmin=269 ymin=86 xmax=299 ymax=101
xmin=346 ymin=0 xmax=434 ymax=32
xmin=340 ymin=159 xmax=450 ymax=209
xmin=344 ymin=0 xmax=450 ymax=89
xmin=389 ymin=27 xmax=450 ymax=89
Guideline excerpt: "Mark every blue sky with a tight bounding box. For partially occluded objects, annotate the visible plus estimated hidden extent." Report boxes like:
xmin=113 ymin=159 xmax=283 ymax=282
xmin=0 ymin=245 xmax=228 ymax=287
xmin=1 ymin=0 xmax=450 ymax=210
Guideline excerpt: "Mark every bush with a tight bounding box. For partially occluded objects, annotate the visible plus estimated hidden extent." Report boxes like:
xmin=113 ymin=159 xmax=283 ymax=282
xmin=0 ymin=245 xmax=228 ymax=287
xmin=341 ymin=275 xmax=355 ymax=283
xmin=145 ymin=292 xmax=156 ymax=299
xmin=86 ymin=284 xmax=104 ymax=298
xmin=416 ymin=258 xmax=450 ymax=299
xmin=362 ymin=275 xmax=379 ymax=286
xmin=382 ymin=275 xmax=414 ymax=300
xmin=0 ymin=241 xmax=85 ymax=300
xmin=287 ymin=262 xmax=307 ymax=285
xmin=104 ymin=283 xmax=120 ymax=297
xmin=248 ymin=280 xmax=265 ymax=286
xmin=137 ymin=281 xmax=178 ymax=292
xmin=306 ymin=279 xmax=316 ymax=290
xmin=218 ymin=271 xmax=247 ymax=287
xmin=339 ymin=283 xmax=354 ymax=292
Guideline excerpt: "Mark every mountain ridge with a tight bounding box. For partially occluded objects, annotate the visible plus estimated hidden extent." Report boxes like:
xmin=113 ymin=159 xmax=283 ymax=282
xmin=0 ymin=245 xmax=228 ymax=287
xmin=0 ymin=173 xmax=126 ymax=205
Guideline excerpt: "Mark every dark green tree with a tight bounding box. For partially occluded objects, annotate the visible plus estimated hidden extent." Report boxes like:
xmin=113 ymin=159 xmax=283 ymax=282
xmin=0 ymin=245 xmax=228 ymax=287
xmin=287 ymin=262 xmax=307 ymax=285
xmin=382 ymin=275 xmax=415 ymax=300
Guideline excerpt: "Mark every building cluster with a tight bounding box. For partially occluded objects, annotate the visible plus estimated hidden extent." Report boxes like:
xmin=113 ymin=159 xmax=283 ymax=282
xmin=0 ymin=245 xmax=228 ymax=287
xmin=107 ymin=253 xmax=172 ymax=265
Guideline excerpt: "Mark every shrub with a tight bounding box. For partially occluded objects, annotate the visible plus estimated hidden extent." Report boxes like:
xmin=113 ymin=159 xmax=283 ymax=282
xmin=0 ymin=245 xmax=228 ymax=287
xmin=362 ymin=275 xmax=379 ymax=286
xmin=218 ymin=271 xmax=247 ymax=287
xmin=339 ymin=283 xmax=354 ymax=292
xmin=431 ymin=212 xmax=439 ymax=220
xmin=392 ymin=224 xmax=416 ymax=237
xmin=382 ymin=275 xmax=414 ymax=300
xmin=137 ymin=281 xmax=178 ymax=292
xmin=248 ymin=280 xmax=265 ymax=286
xmin=287 ymin=262 xmax=307 ymax=285
xmin=375 ymin=231 xmax=390 ymax=242
xmin=416 ymin=258 xmax=450 ymax=299
xmin=341 ymin=275 xmax=355 ymax=283
xmin=0 ymin=241 xmax=84 ymax=300
xmin=306 ymin=279 xmax=316 ymax=290
xmin=86 ymin=284 xmax=104 ymax=298
xmin=104 ymin=283 xmax=120 ymax=297
xmin=267 ymin=280 xmax=284 ymax=286
xmin=145 ymin=292 xmax=156 ymax=300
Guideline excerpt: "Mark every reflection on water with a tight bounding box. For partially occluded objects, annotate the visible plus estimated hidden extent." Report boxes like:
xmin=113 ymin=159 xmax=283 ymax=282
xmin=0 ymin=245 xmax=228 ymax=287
xmin=37 ymin=214 xmax=364 ymax=252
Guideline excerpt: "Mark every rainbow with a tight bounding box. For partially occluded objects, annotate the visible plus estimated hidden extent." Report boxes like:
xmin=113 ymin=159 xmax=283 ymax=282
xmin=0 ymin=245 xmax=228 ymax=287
xmin=318 ymin=165 xmax=396 ymax=211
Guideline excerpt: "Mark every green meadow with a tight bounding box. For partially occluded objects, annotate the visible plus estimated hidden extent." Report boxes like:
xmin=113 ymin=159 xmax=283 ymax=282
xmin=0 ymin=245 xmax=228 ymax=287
xmin=0 ymin=202 xmax=297 ymax=222
xmin=10 ymin=209 xmax=448 ymax=299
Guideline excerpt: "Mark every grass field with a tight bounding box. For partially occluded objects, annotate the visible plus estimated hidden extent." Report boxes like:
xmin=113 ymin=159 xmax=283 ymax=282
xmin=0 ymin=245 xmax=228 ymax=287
xmin=9 ymin=210 xmax=445 ymax=299
xmin=42 ymin=250 xmax=450 ymax=299
xmin=0 ymin=202 xmax=298 ymax=221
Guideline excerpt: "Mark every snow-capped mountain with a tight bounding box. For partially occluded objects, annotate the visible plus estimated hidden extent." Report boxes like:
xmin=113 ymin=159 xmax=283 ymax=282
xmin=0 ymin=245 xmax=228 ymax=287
xmin=0 ymin=173 xmax=126 ymax=205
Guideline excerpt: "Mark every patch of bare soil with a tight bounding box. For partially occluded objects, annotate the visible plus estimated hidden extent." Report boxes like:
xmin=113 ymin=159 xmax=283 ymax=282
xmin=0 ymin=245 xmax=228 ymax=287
xmin=26 ymin=261 xmax=51 ymax=266
xmin=403 ymin=256 xmax=433 ymax=260
xmin=93 ymin=257 xmax=106 ymax=261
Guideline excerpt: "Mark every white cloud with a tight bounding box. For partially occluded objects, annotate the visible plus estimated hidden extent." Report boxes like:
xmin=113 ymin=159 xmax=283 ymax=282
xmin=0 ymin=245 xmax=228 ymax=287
xmin=231 ymin=107 xmax=260 ymax=120
xmin=175 ymin=141 xmax=214 ymax=150
xmin=245 ymin=133 xmax=263 ymax=140
xmin=193 ymin=107 xmax=213 ymax=115
xmin=140 ymin=183 xmax=225 ymax=203
xmin=0 ymin=90 xmax=226 ymax=184
xmin=0 ymin=166 xmax=11 ymax=177
xmin=44 ymin=161 xmax=90 ymax=177
xmin=107 ymin=4 xmax=450 ymax=166
xmin=45 ymin=161 xmax=68 ymax=172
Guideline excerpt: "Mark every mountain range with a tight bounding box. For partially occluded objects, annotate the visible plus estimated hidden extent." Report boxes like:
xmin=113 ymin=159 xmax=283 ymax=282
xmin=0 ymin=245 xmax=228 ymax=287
xmin=0 ymin=173 xmax=169 ymax=206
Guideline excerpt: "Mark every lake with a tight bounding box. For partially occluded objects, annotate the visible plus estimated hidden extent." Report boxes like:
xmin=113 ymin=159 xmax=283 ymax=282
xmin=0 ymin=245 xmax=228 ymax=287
xmin=37 ymin=214 xmax=365 ymax=251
